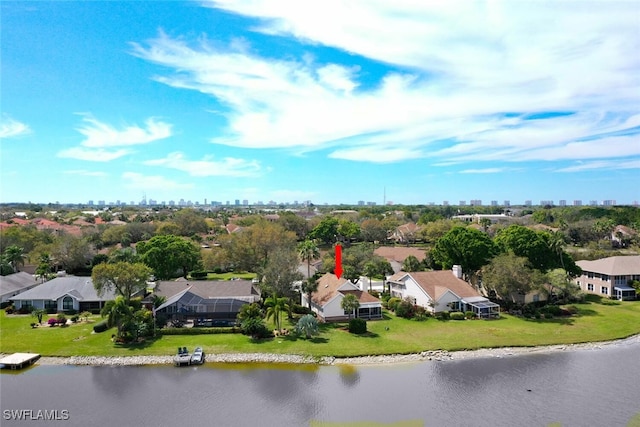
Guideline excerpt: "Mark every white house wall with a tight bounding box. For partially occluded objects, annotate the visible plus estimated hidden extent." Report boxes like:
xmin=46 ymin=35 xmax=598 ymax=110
xmin=393 ymin=276 xmax=433 ymax=309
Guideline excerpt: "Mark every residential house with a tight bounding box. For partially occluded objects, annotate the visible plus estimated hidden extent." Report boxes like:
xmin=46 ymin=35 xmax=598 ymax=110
xmin=387 ymin=268 xmax=500 ymax=318
xmin=611 ymin=225 xmax=637 ymax=248
xmin=151 ymin=279 xmax=261 ymax=325
xmin=302 ymin=273 xmax=382 ymax=322
xmin=10 ymin=276 xmax=116 ymax=312
xmin=374 ymin=246 xmax=427 ymax=273
xmin=0 ymin=272 xmax=39 ymax=303
xmin=574 ymin=255 xmax=640 ymax=300
xmin=389 ymin=222 xmax=423 ymax=244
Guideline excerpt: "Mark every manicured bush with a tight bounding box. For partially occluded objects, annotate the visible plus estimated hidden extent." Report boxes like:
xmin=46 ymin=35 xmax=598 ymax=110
xmin=48 ymin=317 xmax=58 ymax=327
xmin=464 ymin=311 xmax=476 ymax=319
xmin=56 ymin=313 xmax=68 ymax=325
xmin=4 ymin=305 xmax=15 ymax=314
xmin=395 ymin=298 xmax=416 ymax=319
xmin=450 ymin=312 xmax=465 ymax=320
xmin=93 ymin=320 xmax=109 ymax=333
xmin=348 ymin=318 xmax=367 ymax=334
xmin=160 ymin=327 xmax=240 ymax=335
xmin=71 ymin=315 xmax=80 ymax=323
xmin=190 ymin=271 xmax=208 ymax=280
xmin=239 ymin=317 xmax=271 ymax=339
xmin=386 ymin=297 xmax=401 ymax=311
xmin=435 ymin=311 xmax=450 ymax=320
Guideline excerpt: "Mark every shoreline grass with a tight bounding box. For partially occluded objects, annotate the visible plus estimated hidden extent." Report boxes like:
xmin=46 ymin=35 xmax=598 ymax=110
xmin=1 ymin=297 xmax=639 ymax=359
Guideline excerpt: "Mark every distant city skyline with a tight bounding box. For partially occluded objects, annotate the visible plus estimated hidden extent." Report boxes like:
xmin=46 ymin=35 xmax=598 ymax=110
xmin=1 ymin=2 xmax=639 ymax=206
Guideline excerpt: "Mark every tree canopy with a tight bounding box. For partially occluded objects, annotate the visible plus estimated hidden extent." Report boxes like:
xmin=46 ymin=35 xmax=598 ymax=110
xmin=92 ymin=261 xmax=152 ymax=302
xmin=431 ymin=227 xmax=496 ymax=276
xmin=136 ymin=234 xmax=201 ymax=279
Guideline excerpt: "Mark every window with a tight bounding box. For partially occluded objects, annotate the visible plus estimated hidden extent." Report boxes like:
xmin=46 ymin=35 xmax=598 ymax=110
xmin=587 ymin=284 xmax=594 ymax=291
xmin=62 ymin=296 xmax=74 ymax=311
xmin=532 ymin=294 xmax=539 ymax=302
xmin=601 ymin=275 xmax=609 ymax=282
xmin=601 ymin=286 xmax=608 ymax=295
xmin=44 ymin=300 xmax=56 ymax=311
xmin=587 ymin=272 xmax=594 ymax=279
xmin=614 ymin=276 xmax=627 ymax=285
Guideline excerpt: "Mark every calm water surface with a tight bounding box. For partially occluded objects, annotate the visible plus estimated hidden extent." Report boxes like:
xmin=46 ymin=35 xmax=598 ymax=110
xmin=2 ymin=341 xmax=640 ymax=427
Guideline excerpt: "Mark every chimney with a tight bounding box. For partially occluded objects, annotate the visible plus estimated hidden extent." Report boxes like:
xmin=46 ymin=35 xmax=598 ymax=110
xmin=452 ymin=265 xmax=463 ymax=279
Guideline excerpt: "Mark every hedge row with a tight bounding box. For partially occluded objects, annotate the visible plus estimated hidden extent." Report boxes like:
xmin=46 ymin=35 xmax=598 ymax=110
xmin=93 ymin=320 xmax=109 ymax=333
xmin=159 ymin=327 xmax=241 ymax=335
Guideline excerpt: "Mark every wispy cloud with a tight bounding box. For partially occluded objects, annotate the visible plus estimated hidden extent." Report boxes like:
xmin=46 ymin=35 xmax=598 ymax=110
xmin=63 ymin=170 xmax=108 ymax=177
xmin=556 ymin=159 xmax=640 ymax=173
xmin=57 ymin=114 xmax=172 ymax=161
xmin=122 ymin=172 xmax=193 ymax=190
xmin=144 ymin=152 xmax=262 ymax=177
xmin=130 ymin=1 xmax=639 ymax=170
xmin=0 ymin=115 xmax=30 ymax=138
xmin=459 ymin=168 xmax=507 ymax=174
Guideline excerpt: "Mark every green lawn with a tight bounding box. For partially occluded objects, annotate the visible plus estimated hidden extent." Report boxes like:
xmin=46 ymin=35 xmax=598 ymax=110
xmin=2 ymin=297 xmax=640 ymax=359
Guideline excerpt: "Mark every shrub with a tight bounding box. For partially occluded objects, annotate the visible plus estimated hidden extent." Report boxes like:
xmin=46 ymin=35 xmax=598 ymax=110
xmin=48 ymin=317 xmax=58 ymax=327
xmin=190 ymin=271 xmax=208 ymax=280
xmin=435 ymin=311 xmax=450 ymax=320
xmin=4 ymin=305 xmax=15 ymax=314
xmin=17 ymin=306 xmax=31 ymax=315
xmin=542 ymin=305 xmax=562 ymax=316
xmin=348 ymin=318 xmax=367 ymax=334
xmin=450 ymin=312 xmax=465 ymax=320
xmin=56 ymin=313 xmax=68 ymax=325
xmin=386 ymin=297 xmax=401 ymax=311
xmin=291 ymin=304 xmax=311 ymax=315
xmin=395 ymin=298 xmax=416 ymax=319
xmin=160 ymin=327 xmax=240 ymax=335
xmin=465 ymin=311 xmax=476 ymax=319
xmin=240 ymin=317 xmax=271 ymax=339
xmin=65 ymin=309 xmax=77 ymax=315
xmin=369 ymin=290 xmax=380 ymax=299
xmin=564 ymin=305 xmax=579 ymax=315
xmin=93 ymin=320 xmax=109 ymax=333
xmin=71 ymin=315 xmax=80 ymax=323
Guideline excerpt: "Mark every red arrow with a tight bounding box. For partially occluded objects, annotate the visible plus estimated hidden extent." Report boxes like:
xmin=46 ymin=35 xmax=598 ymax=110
xmin=334 ymin=243 xmax=343 ymax=279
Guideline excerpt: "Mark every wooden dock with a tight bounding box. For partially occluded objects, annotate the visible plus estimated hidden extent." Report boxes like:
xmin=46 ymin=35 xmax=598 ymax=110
xmin=0 ymin=353 xmax=40 ymax=370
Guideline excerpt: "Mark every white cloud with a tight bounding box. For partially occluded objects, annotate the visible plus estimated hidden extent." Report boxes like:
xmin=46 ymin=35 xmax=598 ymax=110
xmin=57 ymin=147 xmax=132 ymax=162
xmin=122 ymin=172 xmax=194 ymax=190
xmin=556 ymin=159 xmax=640 ymax=173
xmin=130 ymin=1 xmax=639 ymax=169
xmin=76 ymin=114 xmax=172 ymax=148
xmin=0 ymin=115 xmax=30 ymax=138
xmin=459 ymin=168 xmax=506 ymax=174
xmin=144 ymin=152 xmax=261 ymax=177
xmin=57 ymin=115 xmax=172 ymax=161
xmin=63 ymin=170 xmax=108 ymax=177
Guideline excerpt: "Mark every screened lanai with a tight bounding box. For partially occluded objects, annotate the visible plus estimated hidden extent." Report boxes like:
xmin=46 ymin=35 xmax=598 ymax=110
xmin=461 ymin=296 xmax=500 ymax=319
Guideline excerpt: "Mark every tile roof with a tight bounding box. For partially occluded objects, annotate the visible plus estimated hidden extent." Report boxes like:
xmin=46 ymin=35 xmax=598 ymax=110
xmin=311 ymin=273 xmax=381 ymax=307
xmin=153 ymin=280 xmax=260 ymax=300
xmin=10 ymin=276 xmax=116 ymax=301
xmin=374 ymin=246 xmax=427 ymax=262
xmin=576 ymin=255 xmax=640 ymax=276
xmin=389 ymin=270 xmax=481 ymax=300
xmin=0 ymin=272 xmax=37 ymax=295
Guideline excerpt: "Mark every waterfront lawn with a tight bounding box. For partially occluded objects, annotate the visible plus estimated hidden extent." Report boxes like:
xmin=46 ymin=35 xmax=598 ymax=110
xmin=1 ymin=298 xmax=639 ymax=358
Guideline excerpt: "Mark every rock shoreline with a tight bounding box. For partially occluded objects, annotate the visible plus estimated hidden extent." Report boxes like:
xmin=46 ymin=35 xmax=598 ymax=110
xmin=24 ymin=334 xmax=639 ymax=367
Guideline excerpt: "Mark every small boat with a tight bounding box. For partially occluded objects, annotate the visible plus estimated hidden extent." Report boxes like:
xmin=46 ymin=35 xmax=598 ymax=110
xmin=174 ymin=347 xmax=191 ymax=367
xmin=190 ymin=347 xmax=205 ymax=365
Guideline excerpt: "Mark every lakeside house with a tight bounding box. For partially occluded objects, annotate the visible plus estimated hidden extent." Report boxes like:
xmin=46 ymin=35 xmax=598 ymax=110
xmin=9 ymin=276 xmax=116 ymax=313
xmin=0 ymin=272 xmax=40 ymax=303
xmin=574 ymin=255 xmax=640 ymax=300
xmin=373 ymin=246 xmax=427 ymax=273
xmin=303 ymin=273 xmax=382 ymax=322
xmin=150 ymin=279 xmax=261 ymax=325
xmin=387 ymin=268 xmax=500 ymax=318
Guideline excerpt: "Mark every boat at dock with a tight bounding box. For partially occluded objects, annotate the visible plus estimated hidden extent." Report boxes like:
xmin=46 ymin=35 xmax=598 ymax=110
xmin=174 ymin=347 xmax=191 ymax=366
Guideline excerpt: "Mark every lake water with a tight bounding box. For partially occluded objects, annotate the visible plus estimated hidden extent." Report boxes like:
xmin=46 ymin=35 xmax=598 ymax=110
xmin=1 ymin=341 xmax=640 ymax=427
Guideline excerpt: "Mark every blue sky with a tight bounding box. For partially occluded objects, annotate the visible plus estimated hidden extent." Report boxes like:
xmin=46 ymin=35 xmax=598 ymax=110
xmin=1 ymin=1 xmax=639 ymax=206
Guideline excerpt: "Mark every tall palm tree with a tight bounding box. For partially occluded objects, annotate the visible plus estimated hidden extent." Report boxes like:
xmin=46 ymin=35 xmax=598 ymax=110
xmin=301 ymin=278 xmax=319 ymax=311
xmin=3 ymin=245 xmax=26 ymax=272
xmin=264 ymin=294 xmax=289 ymax=332
xmin=363 ymin=261 xmax=377 ymax=292
xmin=548 ymin=231 xmax=567 ymax=269
xmin=297 ymin=239 xmax=320 ymax=280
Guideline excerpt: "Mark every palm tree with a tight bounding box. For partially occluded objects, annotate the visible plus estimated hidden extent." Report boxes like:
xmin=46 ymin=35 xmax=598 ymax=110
xmin=31 ymin=308 xmax=47 ymax=324
xmin=35 ymin=253 xmax=53 ymax=282
xmin=363 ymin=261 xmax=377 ymax=292
xmin=3 ymin=245 xmax=26 ymax=272
xmin=548 ymin=231 xmax=567 ymax=269
xmin=340 ymin=293 xmax=360 ymax=320
xmin=297 ymin=239 xmax=320 ymax=280
xmin=301 ymin=278 xmax=319 ymax=311
xmin=295 ymin=314 xmax=319 ymax=339
xmin=101 ymin=296 xmax=132 ymax=339
xmin=264 ymin=294 xmax=289 ymax=332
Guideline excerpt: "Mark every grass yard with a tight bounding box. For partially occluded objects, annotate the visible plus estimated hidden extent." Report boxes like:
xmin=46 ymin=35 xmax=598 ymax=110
xmin=1 ymin=296 xmax=640 ymax=359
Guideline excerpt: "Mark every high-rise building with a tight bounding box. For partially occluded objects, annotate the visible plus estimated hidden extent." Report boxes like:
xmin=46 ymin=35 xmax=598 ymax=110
xmin=540 ymin=200 xmax=554 ymax=206
xmin=602 ymin=200 xmax=616 ymax=206
xmin=443 ymin=201 xmax=449 ymax=206
xmin=491 ymin=200 xmax=498 ymax=206
xmin=524 ymin=200 xmax=532 ymax=206
xmin=459 ymin=200 xmax=467 ymax=206
xmin=573 ymin=200 xmax=582 ymax=206
xmin=559 ymin=200 xmax=567 ymax=206
xmin=503 ymin=200 xmax=510 ymax=207
xmin=470 ymin=199 xmax=482 ymax=206
xmin=589 ymin=200 xmax=598 ymax=206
